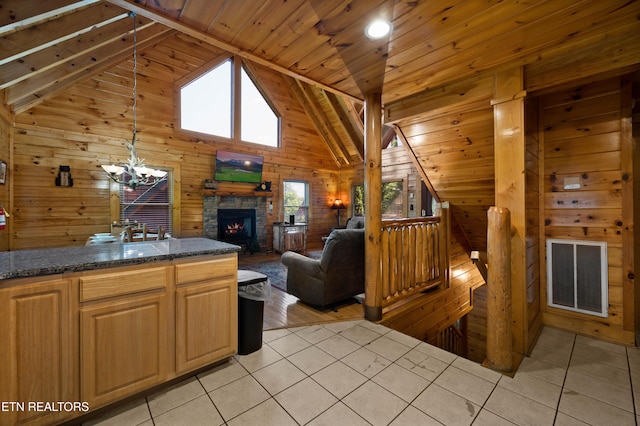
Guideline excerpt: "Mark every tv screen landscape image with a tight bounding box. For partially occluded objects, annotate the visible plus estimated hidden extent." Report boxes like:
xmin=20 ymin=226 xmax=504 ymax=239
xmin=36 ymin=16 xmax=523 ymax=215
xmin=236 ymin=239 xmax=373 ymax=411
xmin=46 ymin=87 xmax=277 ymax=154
xmin=214 ymin=150 xmax=264 ymax=183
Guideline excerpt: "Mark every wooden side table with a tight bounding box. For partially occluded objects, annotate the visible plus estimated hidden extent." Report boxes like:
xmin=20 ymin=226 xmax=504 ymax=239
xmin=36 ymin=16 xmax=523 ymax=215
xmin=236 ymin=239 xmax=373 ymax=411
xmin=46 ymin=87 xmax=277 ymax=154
xmin=273 ymin=223 xmax=307 ymax=253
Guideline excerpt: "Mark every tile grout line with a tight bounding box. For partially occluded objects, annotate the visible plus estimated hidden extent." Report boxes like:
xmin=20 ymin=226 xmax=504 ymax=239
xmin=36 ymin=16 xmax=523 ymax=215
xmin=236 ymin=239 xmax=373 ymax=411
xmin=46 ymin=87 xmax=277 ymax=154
xmin=625 ymin=347 xmax=638 ymax=426
xmin=552 ymin=332 xmax=577 ymax=425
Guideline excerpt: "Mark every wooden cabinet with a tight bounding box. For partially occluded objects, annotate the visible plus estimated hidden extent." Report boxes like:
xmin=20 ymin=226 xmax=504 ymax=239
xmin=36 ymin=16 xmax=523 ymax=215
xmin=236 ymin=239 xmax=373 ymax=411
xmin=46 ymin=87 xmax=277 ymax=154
xmin=1 ymin=252 xmax=238 ymax=425
xmin=0 ymin=278 xmax=77 ymax=426
xmin=79 ymin=265 xmax=172 ymax=408
xmin=175 ymin=254 xmax=237 ymax=374
xmin=273 ymin=224 xmax=307 ymax=253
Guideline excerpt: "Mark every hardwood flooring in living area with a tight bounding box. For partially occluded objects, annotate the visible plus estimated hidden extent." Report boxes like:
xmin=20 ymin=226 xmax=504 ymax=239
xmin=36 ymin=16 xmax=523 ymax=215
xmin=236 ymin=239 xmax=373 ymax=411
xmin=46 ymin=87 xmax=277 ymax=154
xmin=237 ymin=251 xmax=364 ymax=330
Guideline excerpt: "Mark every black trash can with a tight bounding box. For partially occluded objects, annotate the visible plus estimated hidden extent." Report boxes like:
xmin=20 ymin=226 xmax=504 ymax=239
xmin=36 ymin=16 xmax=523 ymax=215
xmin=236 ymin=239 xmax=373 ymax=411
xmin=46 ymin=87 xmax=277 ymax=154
xmin=237 ymin=270 xmax=271 ymax=355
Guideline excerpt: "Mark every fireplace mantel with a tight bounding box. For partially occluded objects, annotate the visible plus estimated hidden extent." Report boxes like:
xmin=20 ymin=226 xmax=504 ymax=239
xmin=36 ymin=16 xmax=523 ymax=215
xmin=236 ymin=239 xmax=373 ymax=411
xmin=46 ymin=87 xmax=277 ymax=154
xmin=203 ymin=190 xmax=273 ymax=197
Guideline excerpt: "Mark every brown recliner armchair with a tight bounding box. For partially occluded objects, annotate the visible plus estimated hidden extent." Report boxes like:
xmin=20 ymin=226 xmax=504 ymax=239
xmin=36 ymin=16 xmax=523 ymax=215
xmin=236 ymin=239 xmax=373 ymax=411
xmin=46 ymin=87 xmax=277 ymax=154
xmin=281 ymin=228 xmax=365 ymax=308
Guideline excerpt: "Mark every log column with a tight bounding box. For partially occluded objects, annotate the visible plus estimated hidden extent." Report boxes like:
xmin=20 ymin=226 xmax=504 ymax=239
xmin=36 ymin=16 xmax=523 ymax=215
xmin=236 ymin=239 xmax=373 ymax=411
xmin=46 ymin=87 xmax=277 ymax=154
xmin=492 ymin=67 xmax=527 ymax=359
xmin=363 ymin=92 xmax=383 ymax=321
xmin=486 ymin=206 xmax=513 ymax=372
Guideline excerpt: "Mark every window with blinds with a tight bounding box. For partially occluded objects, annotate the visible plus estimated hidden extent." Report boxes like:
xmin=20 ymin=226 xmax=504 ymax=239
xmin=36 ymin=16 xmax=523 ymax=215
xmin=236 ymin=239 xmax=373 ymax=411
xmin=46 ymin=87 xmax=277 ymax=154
xmin=283 ymin=180 xmax=309 ymax=223
xmin=546 ymin=239 xmax=608 ymax=317
xmin=120 ymin=170 xmax=173 ymax=234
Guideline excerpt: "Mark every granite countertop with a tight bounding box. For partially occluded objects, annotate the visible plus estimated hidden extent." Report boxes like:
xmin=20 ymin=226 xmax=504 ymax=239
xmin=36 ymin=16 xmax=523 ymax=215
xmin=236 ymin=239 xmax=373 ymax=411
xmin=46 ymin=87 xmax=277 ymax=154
xmin=0 ymin=238 xmax=241 ymax=280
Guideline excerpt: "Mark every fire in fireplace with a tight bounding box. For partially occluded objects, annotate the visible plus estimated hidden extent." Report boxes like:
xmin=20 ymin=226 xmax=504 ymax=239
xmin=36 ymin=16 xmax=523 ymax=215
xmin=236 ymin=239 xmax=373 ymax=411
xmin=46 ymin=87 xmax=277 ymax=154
xmin=225 ymin=222 xmax=245 ymax=235
xmin=217 ymin=208 xmax=258 ymax=252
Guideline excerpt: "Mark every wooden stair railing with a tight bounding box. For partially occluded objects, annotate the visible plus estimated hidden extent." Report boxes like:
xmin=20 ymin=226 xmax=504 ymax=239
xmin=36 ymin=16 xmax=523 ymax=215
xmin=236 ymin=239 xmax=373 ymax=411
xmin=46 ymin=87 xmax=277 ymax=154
xmin=378 ymin=203 xmax=450 ymax=309
xmin=436 ymin=319 xmax=468 ymax=357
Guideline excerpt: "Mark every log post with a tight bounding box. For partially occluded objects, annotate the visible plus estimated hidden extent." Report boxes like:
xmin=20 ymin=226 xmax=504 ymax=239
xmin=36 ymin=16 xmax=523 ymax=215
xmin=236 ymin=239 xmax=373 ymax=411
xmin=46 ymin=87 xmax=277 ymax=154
xmin=486 ymin=206 xmax=513 ymax=372
xmin=492 ymin=67 xmax=527 ymax=356
xmin=363 ymin=91 xmax=383 ymax=321
xmin=434 ymin=202 xmax=450 ymax=288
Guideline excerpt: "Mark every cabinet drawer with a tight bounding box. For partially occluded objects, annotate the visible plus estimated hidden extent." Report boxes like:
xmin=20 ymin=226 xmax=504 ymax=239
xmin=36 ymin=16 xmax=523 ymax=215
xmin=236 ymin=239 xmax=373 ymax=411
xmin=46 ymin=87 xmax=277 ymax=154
xmin=175 ymin=254 xmax=237 ymax=284
xmin=80 ymin=267 xmax=167 ymax=302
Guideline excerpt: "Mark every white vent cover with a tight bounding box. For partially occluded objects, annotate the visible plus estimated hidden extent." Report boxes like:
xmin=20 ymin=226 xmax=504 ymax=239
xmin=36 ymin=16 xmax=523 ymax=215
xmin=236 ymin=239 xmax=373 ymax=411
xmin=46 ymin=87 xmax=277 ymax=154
xmin=546 ymin=239 xmax=608 ymax=317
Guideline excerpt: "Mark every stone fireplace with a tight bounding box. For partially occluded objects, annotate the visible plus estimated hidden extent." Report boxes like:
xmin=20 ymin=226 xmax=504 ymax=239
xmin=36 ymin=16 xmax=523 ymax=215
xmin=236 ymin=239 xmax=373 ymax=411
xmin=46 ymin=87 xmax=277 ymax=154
xmin=204 ymin=196 xmax=268 ymax=251
xmin=217 ymin=208 xmax=256 ymax=246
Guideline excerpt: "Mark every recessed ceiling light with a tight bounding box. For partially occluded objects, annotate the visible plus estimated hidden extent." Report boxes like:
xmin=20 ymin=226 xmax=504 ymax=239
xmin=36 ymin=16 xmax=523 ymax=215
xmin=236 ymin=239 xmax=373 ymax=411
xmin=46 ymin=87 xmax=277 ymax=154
xmin=365 ymin=19 xmax=392 ymax=39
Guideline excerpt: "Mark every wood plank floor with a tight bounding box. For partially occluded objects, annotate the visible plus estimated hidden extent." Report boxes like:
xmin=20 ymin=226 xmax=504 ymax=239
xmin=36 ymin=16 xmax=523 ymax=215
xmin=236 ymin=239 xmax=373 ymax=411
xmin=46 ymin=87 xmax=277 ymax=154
xmin=238 ymin=251 xmax=364 ymax=330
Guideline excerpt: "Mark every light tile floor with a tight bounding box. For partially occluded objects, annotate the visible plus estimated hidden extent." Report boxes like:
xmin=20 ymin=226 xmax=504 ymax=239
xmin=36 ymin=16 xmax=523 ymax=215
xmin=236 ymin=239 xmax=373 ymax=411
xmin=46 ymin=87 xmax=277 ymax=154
xmin=84 ymin=321 xmax=640 ymax=426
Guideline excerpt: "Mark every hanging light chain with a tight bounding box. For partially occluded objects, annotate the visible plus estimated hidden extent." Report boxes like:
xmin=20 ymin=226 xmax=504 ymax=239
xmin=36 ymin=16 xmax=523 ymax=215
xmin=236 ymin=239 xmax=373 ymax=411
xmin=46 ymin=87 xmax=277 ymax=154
xmin=131 ymin=11 xmax=137 ymax=136
xmin=100 ymin=11 xmax=167 ymax=189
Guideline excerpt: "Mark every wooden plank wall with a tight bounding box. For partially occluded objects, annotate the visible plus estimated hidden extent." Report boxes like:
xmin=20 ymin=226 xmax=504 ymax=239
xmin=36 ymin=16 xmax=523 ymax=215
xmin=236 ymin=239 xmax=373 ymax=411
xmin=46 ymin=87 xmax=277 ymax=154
xmin=467 ymin=284 xmax=488 ymax=363
xmin=396 ymin=95 xmax=496 ymax=253
xmin=540 ymin=76 xmax=634 ymax=345
xmin=0 ymin=110 xmax=10 ymax=251
xmin=525 ymin=97 xmax=543 ymax=351
xmin=11 ymin=33 xmax=342 ymax=250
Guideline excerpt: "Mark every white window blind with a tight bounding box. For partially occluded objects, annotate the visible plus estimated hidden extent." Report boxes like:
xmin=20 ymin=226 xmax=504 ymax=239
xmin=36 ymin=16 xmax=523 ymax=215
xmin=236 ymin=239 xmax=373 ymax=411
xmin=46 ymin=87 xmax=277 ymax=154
xmin=120 ymin=171 xmax=173 ymax=234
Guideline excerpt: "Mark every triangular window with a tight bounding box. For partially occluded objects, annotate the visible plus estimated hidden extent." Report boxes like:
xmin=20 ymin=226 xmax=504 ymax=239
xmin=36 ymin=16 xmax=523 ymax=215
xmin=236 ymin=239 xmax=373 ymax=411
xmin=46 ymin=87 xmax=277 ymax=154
xmin=180 ymin=58 xmax=280 ymax=147
xmin=181 ymin=60 xmax=232 ymax=138
xmin=241 ymin=66 xmax=279 ymax=146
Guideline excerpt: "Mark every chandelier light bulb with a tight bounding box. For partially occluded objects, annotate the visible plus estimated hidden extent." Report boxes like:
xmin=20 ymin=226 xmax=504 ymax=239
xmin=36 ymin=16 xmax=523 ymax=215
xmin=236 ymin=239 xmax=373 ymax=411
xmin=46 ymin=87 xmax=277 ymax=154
xmin=102 ymin=164 xmax=125 ymax=175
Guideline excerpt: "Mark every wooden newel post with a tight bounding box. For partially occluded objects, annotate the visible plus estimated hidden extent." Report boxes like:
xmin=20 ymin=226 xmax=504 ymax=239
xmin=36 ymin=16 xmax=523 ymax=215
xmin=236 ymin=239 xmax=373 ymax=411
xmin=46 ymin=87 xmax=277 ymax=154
xmin=486 ymin=206 xmax=513 ymax=372
xmin=363 ymin=91 xmax=383 ymax=321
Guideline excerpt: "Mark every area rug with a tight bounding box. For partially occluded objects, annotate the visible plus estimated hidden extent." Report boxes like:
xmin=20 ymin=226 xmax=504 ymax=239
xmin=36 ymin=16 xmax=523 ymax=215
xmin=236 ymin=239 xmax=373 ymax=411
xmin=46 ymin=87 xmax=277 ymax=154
xmin=240 ymin=250 xmax=322 ymax=292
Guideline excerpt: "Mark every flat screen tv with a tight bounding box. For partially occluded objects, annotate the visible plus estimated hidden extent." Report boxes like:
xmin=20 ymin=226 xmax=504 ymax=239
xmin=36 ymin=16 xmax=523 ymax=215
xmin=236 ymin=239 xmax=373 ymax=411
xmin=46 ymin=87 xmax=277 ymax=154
xmin=214 ymin=150 xmax=264 ymax=184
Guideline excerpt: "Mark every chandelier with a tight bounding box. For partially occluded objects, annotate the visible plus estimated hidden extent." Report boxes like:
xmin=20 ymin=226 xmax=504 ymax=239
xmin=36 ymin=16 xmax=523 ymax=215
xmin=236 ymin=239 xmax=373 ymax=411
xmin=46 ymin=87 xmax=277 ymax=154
xmin=101 ymin=12 xmax=167 ymax=190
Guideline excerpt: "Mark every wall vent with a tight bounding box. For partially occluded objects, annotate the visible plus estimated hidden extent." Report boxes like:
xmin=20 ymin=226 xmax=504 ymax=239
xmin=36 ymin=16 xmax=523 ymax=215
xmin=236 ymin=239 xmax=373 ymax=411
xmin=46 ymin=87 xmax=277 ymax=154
xmin=546 ymin=239 xmax=608 ymax=318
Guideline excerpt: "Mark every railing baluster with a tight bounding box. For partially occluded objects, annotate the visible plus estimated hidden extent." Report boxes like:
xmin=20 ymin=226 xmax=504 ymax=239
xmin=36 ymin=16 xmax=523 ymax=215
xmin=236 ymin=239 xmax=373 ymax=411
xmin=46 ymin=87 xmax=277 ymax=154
xmin=381 ymin=228 xmax=390 ymax=301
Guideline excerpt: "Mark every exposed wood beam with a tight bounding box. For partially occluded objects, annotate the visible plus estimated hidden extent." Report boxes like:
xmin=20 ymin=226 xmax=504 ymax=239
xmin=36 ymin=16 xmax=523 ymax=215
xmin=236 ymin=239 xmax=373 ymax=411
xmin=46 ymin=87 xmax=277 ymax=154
xmin=0 ymin=8 xmax=138 ymax=89
xmin=10 ymin=23 xmax=173 ymax=114
xmin=285 ymin=76 xmax=350 ymax=166
xmin=0 ymin=2 xmax=125 ymax=67
xmin=298 ymin=84 xmax=353 ymax=165
xmin=106 ymin=0 xmax=363 ymax=104
xmin=381 ymin=126 xmax=396 ymax=149
xmin=0 ymin=0 xmax=100 ymax=33
xmin=391 ymin=125 xmax=441 ymax=204
xmin=324 ymin=92 xmax=364 ymax=161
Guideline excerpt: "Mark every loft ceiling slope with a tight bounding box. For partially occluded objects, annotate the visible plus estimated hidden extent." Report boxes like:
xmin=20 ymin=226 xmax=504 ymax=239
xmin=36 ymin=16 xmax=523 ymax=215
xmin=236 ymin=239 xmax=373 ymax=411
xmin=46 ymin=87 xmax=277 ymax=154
xmin=105 ymin=0 xmax=363 ymax=104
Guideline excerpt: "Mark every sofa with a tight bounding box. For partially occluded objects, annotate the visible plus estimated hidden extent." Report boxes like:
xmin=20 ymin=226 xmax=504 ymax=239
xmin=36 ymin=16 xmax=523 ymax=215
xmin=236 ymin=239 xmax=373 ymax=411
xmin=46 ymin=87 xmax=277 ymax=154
xmin=345 ymin=216 xmax=365 ymax=229
xmin=281 ymin=227 xmax=365 ymax=308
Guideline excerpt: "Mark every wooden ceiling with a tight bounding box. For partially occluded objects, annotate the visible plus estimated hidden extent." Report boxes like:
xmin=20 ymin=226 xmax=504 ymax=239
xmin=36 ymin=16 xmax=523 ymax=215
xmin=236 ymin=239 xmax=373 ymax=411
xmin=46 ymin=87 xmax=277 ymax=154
xmin=3 ymin=1 xmax=638 ymax=112
xmin=2 ymin=0 xmax=639 ymax=250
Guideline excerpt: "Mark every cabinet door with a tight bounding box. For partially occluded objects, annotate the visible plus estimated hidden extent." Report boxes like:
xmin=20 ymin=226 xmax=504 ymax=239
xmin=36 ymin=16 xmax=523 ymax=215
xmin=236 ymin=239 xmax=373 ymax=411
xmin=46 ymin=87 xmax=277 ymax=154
xmin=81 ymin=292 xmax=170 ymax=408
xmin=175 ymin=277 xmax=237 ymax=374
xmin=0 ymin=278 xmax=77 ymax=426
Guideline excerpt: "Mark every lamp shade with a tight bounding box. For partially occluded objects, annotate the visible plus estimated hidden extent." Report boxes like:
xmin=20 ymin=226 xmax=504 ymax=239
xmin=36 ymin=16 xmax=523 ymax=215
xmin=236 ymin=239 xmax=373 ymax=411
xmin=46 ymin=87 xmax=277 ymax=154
xmin=331 ymin=199 xmax=346 ymax=209
xmin=101 ymin=164 xmax=125 ymax=175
